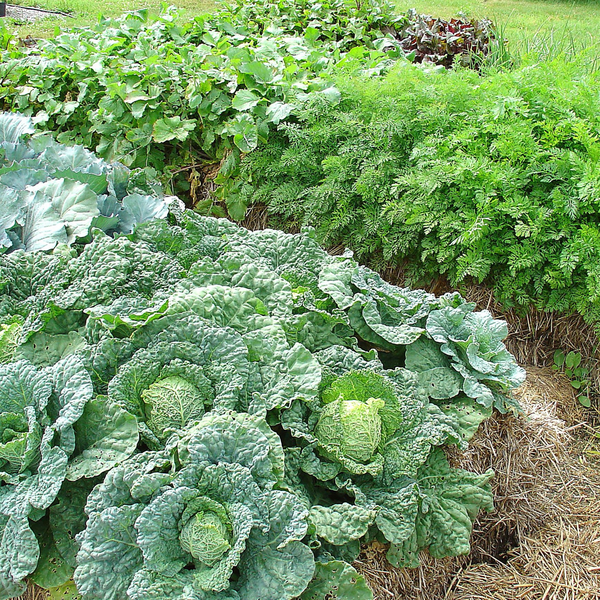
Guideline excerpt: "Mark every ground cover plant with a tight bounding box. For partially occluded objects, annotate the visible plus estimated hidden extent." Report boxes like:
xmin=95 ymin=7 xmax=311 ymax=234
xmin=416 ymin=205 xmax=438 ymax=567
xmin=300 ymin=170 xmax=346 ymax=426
xmin=229 ymin=55 xmax=600 ymax=329
xmin=0 ymin=0 xmax=496 ymax=217
xmin=0 ymin=193 xmax=525 ymax=597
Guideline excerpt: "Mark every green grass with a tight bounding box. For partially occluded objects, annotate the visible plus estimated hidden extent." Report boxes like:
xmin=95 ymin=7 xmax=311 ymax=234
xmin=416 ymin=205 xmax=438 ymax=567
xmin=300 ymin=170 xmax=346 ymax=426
xmin=6 ymin=0 xmax=215 ymax=37
xmin=394 ymin=0 xmax=600 ymax=58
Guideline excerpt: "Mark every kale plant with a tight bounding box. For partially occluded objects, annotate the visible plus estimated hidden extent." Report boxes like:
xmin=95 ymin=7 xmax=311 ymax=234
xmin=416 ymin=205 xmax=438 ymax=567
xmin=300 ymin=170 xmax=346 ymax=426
xmin=0 ymin=208 xmax=524 ymax=598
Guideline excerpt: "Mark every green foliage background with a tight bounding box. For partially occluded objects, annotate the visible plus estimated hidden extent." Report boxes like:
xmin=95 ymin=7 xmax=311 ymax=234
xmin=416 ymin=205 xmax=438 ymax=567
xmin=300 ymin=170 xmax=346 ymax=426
xmin=232 ymin=56 xmax=600 ymax=324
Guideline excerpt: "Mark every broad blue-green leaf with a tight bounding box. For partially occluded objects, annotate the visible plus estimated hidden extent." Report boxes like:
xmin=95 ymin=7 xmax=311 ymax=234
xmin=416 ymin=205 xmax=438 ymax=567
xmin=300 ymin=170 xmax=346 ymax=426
xmin=74 ymin=504 xmax=145 ymax=600
xmin=127 ymin=569 xmax=240 ymax=600
xmin=426 ymin=307 xmax=526 ymax=406
xmin=387 ymin=449 xmax=494 ymax=568
xmin=47 ymin=354 xmax=93 ymax=434
xmin=362 ymin=478 xmax=418 ymax=545
xmin=436 ymin=395 xmax=492 ymax=443
xmin=236 ymin=540 xmax=315 ymax=600
xmin=308 ymin=503 xmax=375 ymax=546
xmin=16 ymin=331 xmax=86 ymax=368
xmin=118 ymin=194 xmax=169 ymax=233
xmin=28 ymin=178 xmax=100 ymax=242
xmin=178 ymin=412 xmax=284 ymax=487
xmin=67 ymin=397 xmax=139 ymax=480
xmin=13 ymin=441 xmax=69 ymax=511
xmin=20 ymin=198 xmax=68 ymax=252
xmin=417 ymin=366 xmax=463 ymax=400
xmin=0 ymin=359 xmax=51 ymax=415
xmin=0 ymin=113 xmax=34 ymax=144
xmin=166 ymin=284 xmax=273 ymax=336
xmin=237 ymin=490 xmax=314 ymax=600
xmin=0 ymin=168 xmax=47 ymax=190
xmin=0 ymin=512 xmax=39 ymax=599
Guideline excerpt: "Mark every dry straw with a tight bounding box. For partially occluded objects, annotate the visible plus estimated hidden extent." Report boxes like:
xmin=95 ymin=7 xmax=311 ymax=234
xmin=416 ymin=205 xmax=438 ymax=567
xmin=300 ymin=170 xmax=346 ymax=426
xmin=354 ymin=366 xmax=600 ymax=600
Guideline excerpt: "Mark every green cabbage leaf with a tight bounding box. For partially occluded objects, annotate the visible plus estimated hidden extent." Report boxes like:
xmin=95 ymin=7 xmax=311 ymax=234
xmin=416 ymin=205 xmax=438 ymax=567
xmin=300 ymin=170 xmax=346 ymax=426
xmin=75 ymin=413 xmax=315 ymax=600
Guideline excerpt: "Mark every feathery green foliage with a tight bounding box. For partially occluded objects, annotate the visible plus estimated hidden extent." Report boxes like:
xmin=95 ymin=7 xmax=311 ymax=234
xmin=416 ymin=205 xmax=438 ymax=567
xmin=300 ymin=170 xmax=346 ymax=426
xmin=231 ymin=56 xmax=600 ymax=324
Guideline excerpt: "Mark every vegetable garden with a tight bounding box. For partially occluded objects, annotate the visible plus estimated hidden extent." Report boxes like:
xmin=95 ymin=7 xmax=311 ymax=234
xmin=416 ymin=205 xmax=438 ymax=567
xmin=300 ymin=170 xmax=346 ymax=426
xmin=0 ymin=1 xmax=598 ymax=599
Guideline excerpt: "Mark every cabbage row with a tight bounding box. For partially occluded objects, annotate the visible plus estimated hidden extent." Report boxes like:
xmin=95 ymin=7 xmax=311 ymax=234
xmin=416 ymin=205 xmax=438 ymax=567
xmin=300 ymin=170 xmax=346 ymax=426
xmin=0 ymin=112 xmax=171 ymax=254
xmin=0 ymin=207 xmax=524 ymax=599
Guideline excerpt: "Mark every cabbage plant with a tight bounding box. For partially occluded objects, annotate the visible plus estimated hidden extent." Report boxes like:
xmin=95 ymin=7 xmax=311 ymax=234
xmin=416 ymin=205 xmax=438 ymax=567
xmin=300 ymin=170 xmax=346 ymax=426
xmin=0 ymin=112 xmax=171 ymax=253
xmin=0 ymin=207 xmax=525 ymax=599
xmin=75 ymin=413 xmax=315 ymax=600
xmin=0 ymin=356 xmax=138 ymax=597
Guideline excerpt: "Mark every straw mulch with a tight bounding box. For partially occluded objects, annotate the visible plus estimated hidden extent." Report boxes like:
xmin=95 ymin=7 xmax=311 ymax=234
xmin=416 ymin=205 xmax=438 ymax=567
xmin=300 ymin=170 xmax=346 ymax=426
xmin=17 ymin=588 xmax=46 ymax=600
xmin=354 ymin=366 xmax=600 ymax=600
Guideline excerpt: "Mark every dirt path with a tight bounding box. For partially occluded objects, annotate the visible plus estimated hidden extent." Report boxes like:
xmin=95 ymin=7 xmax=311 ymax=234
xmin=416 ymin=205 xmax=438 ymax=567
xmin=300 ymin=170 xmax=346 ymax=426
xmin=4 ymin=3 xmax=70 ymax=22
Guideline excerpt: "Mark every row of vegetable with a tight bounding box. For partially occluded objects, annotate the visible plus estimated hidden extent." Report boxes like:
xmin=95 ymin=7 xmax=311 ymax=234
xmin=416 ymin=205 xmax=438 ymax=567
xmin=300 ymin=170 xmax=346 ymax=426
xmin=0 ymin=115 xmax=526 ymax=598
xmin=230 ymin=54 xmax=600 ymax=326
xmin=0 ymin=0 xmax=495 ymax=210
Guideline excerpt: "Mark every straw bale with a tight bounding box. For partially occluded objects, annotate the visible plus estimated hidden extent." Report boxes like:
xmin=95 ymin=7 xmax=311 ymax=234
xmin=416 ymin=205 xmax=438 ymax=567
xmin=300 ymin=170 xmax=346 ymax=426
xmin=450 ymin=452 xmax=600 ymax=600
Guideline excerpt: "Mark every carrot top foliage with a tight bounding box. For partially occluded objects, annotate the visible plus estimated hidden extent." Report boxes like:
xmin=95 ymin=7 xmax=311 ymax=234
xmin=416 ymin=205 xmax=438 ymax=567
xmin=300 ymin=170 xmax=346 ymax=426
xmin=230 ymin=57 xmax=600 ymax=325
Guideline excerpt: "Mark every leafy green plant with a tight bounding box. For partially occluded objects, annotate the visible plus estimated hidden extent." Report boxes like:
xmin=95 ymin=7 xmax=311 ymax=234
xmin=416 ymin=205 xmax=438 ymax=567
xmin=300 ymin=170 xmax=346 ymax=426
xmin=0 ymin=0 xmax=495 ymax=217
xmin=390 ymin=8 xmax=495 ymax=68
xmin=553 ymin=349 xmax=592 ymax=408
xmin=0 ymin=356 xmax=138 ymax=597
xmin=0 ymin=19 xmax=17 ymax=52
xmin=230 ymin=55 xmax=600 ymax=328
xmin=0 ymin=112 xmax=171 ymax=253
xmin=0 ymin=4 xmax=396 ymax=215
xmin=75 ymin=412 xmax=315 ymax=600
xmin=0 ymin=207 xmax=524 ymax=598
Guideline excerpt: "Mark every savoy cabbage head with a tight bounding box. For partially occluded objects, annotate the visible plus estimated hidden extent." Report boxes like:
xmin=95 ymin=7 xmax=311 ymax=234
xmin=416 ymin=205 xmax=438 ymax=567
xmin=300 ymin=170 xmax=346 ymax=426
xmin=0 ymin=206 xmax=525 ymax=599
xmin=75 ymin=412 xmax=315 ymax=600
